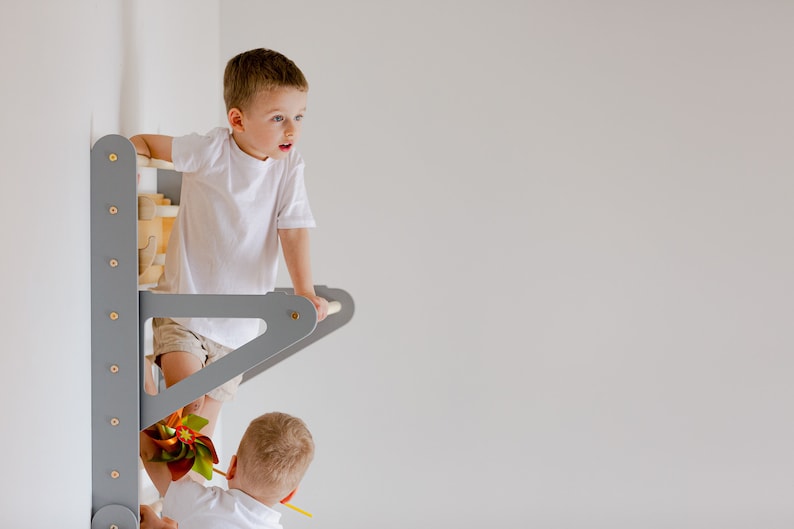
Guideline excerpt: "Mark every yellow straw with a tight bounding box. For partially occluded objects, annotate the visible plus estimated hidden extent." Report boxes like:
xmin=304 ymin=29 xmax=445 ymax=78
xmin=282 ymin=502 xmax=313 ymax=518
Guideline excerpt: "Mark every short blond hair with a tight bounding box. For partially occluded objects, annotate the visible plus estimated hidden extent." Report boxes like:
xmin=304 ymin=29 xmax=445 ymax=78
xmin=223 ymin=48 xmax=308 ymax=112
xmin=236 ymin=412 xmax=315 ymax=500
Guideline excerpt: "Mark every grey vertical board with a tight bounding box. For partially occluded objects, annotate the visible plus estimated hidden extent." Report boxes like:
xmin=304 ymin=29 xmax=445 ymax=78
xmin=155 ymin=168 xmax=182 ymax=205
xmin=90 ymin=135 xmax=140 ymax=526
xmin=92 ymin=505 xmax=138 ymax=529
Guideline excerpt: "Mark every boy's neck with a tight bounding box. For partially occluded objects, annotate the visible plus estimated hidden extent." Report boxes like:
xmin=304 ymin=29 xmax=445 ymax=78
xmin=227 ymin=481 xmax=279 ymax=507
xmin=231 ymin=130 xmax=269 ymax=162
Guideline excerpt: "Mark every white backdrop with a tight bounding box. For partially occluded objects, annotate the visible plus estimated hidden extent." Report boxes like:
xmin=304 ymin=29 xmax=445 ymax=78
xmin=0 ymin=1 xmax=791 ymax=528
xmin=0 ymin=1 xmax=222 ymax=526
xmin=217 ymin=2 xmax=794 ymax=528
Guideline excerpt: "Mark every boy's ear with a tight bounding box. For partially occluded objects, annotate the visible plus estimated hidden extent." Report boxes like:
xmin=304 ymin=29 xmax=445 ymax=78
xmin=280 ymin=488 xmax=297 ymax=504
xmin=226 ymin=454 xmax=238 ymax=480
xmin=228 ymin=108 xmax=245 ymax=132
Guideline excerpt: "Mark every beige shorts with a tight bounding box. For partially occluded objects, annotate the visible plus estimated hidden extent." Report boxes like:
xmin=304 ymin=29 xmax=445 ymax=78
xmin=151 ymin=317 xmax=243 ymax=402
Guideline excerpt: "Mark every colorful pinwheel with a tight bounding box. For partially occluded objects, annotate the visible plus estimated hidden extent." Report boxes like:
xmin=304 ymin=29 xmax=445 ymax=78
xmin=143 ymin=411 xmax=219 ymax=481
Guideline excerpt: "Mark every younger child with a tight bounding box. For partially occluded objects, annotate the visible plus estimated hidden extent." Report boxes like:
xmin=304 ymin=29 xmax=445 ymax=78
xmin=131 ymin=48 xmax=329 ymax=437
xmin=140 ymin=411 xmax=315 ymax=529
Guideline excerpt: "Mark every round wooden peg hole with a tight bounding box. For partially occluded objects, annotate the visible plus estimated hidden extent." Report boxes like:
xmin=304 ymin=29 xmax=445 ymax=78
xmin=109 ymin=311 xmax=119 ymax=321
xmin=109 ymin=153 xmax=118 ymax=162
xmin=291 ymin=311 xmax=300 ymax=320
xmin=110 ymin=417 xmax=120 ymax=426
xmin=109 ymin=259 xmax=119 ymax=268
xmin=109 ymin=364 xmax=119 ymax=373
xmin=108 ymin=205 xmax=118 ymax=215
xmin=110 ymin=470 xmax=120 ymax=479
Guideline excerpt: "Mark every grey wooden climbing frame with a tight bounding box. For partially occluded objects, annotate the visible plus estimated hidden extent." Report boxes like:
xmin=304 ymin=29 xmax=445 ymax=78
xmin=90 ymin=135 xmax=353 ymax=528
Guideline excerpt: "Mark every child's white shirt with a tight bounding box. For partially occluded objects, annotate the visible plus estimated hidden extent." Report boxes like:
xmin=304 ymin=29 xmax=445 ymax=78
xmin=163 ymin=478 xmax=283 ymax=529
xmin=155 ymin=127 xmax=316 ymax=349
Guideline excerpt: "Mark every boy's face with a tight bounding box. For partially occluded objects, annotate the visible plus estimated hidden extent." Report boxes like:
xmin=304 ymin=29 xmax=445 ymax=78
xmin=229 ymin=87 xmax=308 ymax=161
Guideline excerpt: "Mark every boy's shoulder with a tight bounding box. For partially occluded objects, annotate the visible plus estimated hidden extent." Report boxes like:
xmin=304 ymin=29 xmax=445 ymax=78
xmin=175 ymin=126 xmax=231 ymax=145
xmin=164 ymin=479 xmax=282 ymax=528
xmin=172 ymin=127 xmax=232 ymax=171
xmin=163 ymin=479 xmax=229 ymax=519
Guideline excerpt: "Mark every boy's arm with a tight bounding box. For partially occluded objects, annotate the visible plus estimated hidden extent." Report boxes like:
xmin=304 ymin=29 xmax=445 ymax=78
xmin=130 ymin=134 xmax=174 ymax=162
xmin=278 ymin=227 xmax=329 ymax=321
xmin=139 ymin=430 xmax=174 ymax=498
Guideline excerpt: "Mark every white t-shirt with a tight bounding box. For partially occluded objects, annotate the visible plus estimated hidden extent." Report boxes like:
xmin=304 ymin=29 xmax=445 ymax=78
xmin=155 ymin=127 xmax=316 ymax=348
xmin=163 ymin=478 xmax=283 ymax=529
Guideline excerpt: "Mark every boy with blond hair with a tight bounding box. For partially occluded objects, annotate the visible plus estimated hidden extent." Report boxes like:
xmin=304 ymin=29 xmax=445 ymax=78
xmin=140 ymin=412 xmax=315 ymax=529
xmin=131 ymin=48 xmax=329 ymax=437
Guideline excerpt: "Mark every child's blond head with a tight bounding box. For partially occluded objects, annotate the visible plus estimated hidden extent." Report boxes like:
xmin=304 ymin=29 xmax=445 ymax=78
xmin=223 ymin=48 xmax=308 ymax=112
xmin=236 ymin=412 xmax=315 ymax=501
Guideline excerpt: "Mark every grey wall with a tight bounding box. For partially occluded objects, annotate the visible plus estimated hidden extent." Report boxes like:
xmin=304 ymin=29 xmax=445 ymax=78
xmin=219 ymin=2 xmax=794 ymax=528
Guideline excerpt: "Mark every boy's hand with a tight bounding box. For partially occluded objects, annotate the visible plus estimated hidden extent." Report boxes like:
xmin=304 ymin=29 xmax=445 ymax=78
xmin=140 ymin=504 xmax=178 ymax=529
xmin=301 ymin=294 xmax=329 ymax=321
